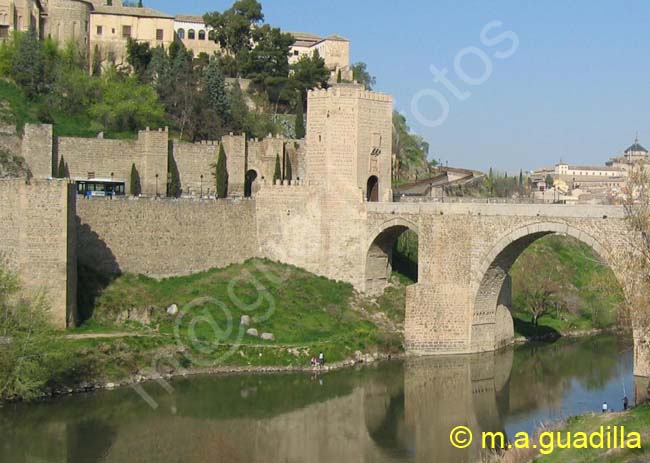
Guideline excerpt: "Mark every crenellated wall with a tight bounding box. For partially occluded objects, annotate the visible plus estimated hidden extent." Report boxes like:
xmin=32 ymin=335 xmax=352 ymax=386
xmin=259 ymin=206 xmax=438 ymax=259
xmin=19 ymin=124 xmax=303 ymax=199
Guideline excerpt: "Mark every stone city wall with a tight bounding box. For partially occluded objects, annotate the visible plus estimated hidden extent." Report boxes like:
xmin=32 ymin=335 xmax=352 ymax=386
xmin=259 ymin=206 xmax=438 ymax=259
xmin=254 ymin=181 xmax=323 ymax=275
xmin=19 ymin=123 xmax=303 ymax=198
xmin=76 ymin=198 xmax=259 ymax=277
xmin=0 ymin=178 xmax=76 ymax=328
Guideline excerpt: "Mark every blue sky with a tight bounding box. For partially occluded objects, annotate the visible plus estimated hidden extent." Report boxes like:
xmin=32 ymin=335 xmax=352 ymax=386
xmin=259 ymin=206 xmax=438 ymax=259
xmin=147 ymin=0 xmax=650 ymax=172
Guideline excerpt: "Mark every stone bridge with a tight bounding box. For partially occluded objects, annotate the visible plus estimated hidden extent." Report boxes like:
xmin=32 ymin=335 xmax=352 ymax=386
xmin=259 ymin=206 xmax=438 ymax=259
xmin=364 ymin=202 xmax=648 ymax=377
xmin=256 ymin=187 xmax=648 ymax=378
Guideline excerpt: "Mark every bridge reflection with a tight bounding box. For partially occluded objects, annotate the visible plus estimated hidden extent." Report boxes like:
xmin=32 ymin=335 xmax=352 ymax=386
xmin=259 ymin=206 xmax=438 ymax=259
xmin=0 ymin=337 xmax=639 ymax=463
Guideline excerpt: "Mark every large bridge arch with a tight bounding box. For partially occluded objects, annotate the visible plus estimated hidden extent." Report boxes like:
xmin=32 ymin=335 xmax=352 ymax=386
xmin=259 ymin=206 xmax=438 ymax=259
xmin=364 ymin=217 xmax=419 ymax=296
xmin=469 ymin=220 xmax=639 ymax=366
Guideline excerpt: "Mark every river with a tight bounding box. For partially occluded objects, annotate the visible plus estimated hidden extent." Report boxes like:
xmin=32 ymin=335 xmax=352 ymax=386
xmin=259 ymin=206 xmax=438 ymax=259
xmin=0 ymin=335 xmax=643 ymax=463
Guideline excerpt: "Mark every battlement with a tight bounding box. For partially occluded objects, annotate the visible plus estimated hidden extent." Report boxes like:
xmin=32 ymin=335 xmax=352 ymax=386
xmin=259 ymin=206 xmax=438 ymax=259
xmin=308 ymin=84 xmax=393 ymax=103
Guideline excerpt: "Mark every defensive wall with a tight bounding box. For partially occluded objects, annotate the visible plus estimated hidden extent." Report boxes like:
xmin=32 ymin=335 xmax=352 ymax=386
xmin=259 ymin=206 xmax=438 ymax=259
xmin=76 ymin=197 xmax=258 ymax=278
xmin=15 ymin=124 xmax=306 ymax=198
xmin=0 ymin=178 xmax=77 ymax=328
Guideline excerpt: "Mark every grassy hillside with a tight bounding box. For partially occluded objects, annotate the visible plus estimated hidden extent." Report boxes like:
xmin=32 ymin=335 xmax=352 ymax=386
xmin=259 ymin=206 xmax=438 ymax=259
xmin=1 ymin=259 xmax=404 ymax=401
xmin=0 ymin=79 xmax=134 ymax=139
xmin=534 ymin=404 xmax=650 ymax=463
xmin=87 ymin=259 xmax=402 ymax=362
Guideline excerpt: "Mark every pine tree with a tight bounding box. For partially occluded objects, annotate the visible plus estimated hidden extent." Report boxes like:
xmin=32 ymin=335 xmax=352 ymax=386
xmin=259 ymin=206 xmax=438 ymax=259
xmin=92 ymin=45 xmax=102 ymax=76
xmin=203 ymin=57 xmax=230 ymax=122
xmin=285 ymin=156 xmax=292 ymax=183
xmin=57 ymin=156 xmax=66 ymax=178
xmin=294 ymin=93 xmax=305 ymax=139
xmin=130 ymin=163 xmax=141 ymax=196
xmin=213 ymin=143 xmax=228 ymax=198
xmin=12 ymin=26 xmax=44 ymax=98
xmin=273 ymin=154 xmax=282 ymax=184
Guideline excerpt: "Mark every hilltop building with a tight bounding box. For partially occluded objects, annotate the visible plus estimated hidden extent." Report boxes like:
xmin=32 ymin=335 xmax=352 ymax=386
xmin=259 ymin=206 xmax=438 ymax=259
xmin=0 ymin=0 xmax=351 ymax=75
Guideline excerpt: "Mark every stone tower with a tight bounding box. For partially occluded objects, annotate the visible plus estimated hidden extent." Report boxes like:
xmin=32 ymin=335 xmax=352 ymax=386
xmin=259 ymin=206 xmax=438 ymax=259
xmin=306 ymin=84 xmax=393 ymax=202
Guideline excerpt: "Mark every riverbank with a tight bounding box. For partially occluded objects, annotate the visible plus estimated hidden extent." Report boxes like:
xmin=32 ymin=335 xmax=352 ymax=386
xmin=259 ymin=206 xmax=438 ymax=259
xmin=1 ymin=259 xmax=406 ymax=402
xmin=488 ymin=404 xmax=650 ymax=463
xmin=1 ymin=254 xmax=630 ymax=403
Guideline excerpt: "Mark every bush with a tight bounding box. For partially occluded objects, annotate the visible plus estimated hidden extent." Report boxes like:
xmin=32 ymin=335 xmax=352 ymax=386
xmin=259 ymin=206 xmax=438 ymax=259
xmin=0 ymin=265 xmax=97 ymax=401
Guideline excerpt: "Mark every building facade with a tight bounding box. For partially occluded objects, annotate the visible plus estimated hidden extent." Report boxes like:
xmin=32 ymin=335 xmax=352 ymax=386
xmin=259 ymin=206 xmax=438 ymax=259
xmin=0 ymin=0 xmax=42 ymax=38
xmin=89 ymin=5 xmax=173 ymax=64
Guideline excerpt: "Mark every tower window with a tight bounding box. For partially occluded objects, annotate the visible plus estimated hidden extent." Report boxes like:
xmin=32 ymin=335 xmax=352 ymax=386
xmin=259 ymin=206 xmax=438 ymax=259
xmin=156 ymin=29 xmax=163 ymax=40
xmin=198 ymin=30 xmax=205 ymax=40
xmin=122 ymin=25 xmax=131 ymax=38
xmin=96 ymin=25 xmax=103 ymax=35
xmin=188 ymin=29 xmax=195 ymax=40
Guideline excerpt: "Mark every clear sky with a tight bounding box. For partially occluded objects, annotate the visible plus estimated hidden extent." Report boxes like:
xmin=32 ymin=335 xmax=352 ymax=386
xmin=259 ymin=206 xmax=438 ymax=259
xmin=147 ymin=0 xmax=650 ymax=173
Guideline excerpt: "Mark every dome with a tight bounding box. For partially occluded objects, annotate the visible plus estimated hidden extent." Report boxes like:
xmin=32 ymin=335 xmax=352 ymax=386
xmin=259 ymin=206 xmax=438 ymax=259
xmin=624 ymin=137 xmax=648 ymax=154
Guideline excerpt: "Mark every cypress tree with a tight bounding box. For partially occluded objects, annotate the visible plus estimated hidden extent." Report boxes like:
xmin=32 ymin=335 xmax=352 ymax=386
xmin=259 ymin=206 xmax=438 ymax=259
xmin=214 ymin=143 xmax=228 ymax=198
xmin=92 ymin=45 xmax=102 ymax=76
xmin=273 ymin=154 xmax=282 ymax=184
xmin=337 ymin=69 xmax=342 ymax=83
xmin=57 ymin=156 xmax=66 ymax=178
xmin=294 ymin=93 xmax=305 ymax=139
xmin=129 ymin=163 xmax=141 ymax=196
xmin=285 ymin=157 xmax=292 ymax=183
xmin=167 ymin=152 xmax=181 ymax=198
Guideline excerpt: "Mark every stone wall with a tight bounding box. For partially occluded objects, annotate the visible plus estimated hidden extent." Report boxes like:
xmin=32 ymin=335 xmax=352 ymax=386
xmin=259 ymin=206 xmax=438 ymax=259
xmin=21 ymin=124 xmax=53 ymax=179
xmin=255 ymin=182 xmax=323 ymax=275
xmin=21 ymin=123 xmax=302 ymax=199
xmin=0 ymin=178 xmax=76 ymax=328
xmin=76 ymin=198 xmax=258 ymax=277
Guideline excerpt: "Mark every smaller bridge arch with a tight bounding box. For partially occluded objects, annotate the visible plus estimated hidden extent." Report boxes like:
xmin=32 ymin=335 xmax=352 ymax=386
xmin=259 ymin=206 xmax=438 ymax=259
xmin=365 ymin=217 xmax=419 ymax=296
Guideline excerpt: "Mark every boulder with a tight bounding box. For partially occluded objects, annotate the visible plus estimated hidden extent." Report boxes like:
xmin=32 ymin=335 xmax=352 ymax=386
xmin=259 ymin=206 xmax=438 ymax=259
xmin=166 ymin=304 xmax=178 ymax=316
xmin=246 ymin=328 xmax=259 ymax=337
xmin=240 ymin=315 xmax=251 ymax=326
xmin=116 ymin=307 xmax=153 ymax=325
xmin=260 ymin=332 xmax=275 ymax=341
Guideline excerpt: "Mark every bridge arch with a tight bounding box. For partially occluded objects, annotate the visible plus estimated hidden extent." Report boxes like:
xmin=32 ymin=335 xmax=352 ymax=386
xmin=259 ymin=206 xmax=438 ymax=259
xmin=470 ymin=221 xmax=627 ymax=353
xmin=365 ymin=217 xmax=419 ymax=296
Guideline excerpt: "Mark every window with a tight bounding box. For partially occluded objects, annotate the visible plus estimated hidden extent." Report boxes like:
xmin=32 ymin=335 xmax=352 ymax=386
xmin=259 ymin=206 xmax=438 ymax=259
xmin=198 ymin=30 xmax=205 ymax=40
xmin=208 ymin=30 xmax=216 ymax=40
xmin=0 ymin=26 xmax=8 ymax=39
xmin=122 ymin=25 xmax=131 ymax=38
xmin=156 ymin=29 xmax=163 ymax=40
xmin=293 ymin=50 xmax=299 ymax=56
xmin=177 ymin=28 xmax=184 ymax=39
xmin=96 ymin=25 xmax=103 ymax=35
xmin=188 ymin=29 xmax=195 ymax=40
xmin=111 ymin=28 xmax=115 ymax=34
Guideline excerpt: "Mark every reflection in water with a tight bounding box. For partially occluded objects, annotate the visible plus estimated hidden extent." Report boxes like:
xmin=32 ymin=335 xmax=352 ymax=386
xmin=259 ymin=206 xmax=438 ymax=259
xmin=0 ymin=335 xmax=637 ymax=463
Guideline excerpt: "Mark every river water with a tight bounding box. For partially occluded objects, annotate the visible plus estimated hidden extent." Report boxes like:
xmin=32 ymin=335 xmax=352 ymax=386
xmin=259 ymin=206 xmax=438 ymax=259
xmin=0 ymin=335 xmax=643 ymax=463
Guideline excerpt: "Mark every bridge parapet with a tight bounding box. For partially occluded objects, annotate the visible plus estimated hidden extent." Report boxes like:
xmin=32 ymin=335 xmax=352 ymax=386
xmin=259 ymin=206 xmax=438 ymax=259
xmin=366 ymin=201 xmax=626 ymax=218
